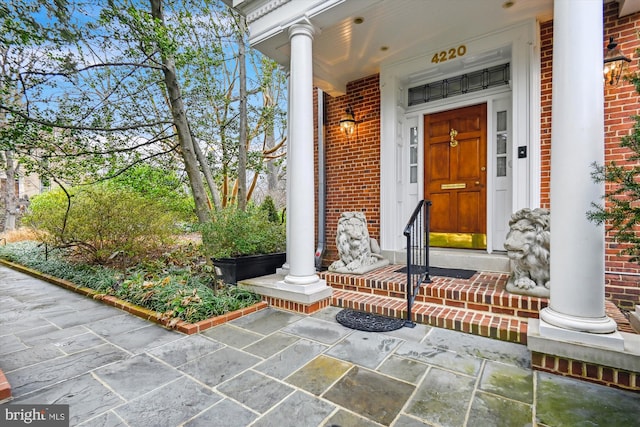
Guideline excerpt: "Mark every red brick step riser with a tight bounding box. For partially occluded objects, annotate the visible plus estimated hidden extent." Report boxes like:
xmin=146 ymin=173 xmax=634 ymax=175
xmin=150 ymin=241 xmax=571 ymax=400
xmin=321 ymin=268 xmax=548 ymax=319
xmin=331 ymin=289 xmax=529 ymax=345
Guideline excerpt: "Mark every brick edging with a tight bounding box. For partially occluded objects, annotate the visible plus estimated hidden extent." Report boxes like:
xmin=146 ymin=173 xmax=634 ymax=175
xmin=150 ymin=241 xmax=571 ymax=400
xmin=0 ymin=369 xmax=11 ymax=401
xmin=0 ymin=258 xmax=267 ymax=335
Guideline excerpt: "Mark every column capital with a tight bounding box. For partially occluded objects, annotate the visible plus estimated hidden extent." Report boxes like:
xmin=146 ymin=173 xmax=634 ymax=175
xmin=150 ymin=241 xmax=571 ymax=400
xmin=288 ymin=21 xmax=317 ymax=40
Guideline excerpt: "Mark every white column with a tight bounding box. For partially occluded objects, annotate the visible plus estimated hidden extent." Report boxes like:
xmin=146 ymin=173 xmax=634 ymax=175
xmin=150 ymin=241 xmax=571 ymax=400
xmin=539 ymin=0 xmax=618 ymax=336
xmin=285 ymin=23 xmax=321 ymax=286
xmin=277 ymin=73 xmax=291 ymax=276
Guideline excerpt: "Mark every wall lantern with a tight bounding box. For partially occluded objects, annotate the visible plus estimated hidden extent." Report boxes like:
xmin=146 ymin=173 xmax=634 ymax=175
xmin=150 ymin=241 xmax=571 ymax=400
xmin=339 ymin=105 xmax=356 ymax=136
xmin=604 ymin=36 xmax=631 ymax=85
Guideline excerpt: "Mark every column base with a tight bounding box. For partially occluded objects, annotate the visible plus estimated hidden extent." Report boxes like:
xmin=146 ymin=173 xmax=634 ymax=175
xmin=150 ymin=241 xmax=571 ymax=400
xmin=239 ymin=273 xmax=332 ymax=305
xmin=284 ymin=273 xmax=319 ymax=286
xmin=540 ymin=307 xmax=618 ymax=334
xmin=538 ymin=309 xmax=624 ymax=350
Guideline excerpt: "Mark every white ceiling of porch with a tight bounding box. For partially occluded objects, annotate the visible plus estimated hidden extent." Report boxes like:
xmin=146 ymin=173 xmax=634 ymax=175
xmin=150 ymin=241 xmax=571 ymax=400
xmin=261 ymin=0 xmax=554 ymax=96
xmin=234 ymin=0 xmax=640 ymax=96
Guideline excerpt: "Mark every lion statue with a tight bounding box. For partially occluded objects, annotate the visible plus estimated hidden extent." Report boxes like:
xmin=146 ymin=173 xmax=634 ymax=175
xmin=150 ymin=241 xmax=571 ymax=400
xmin=503 ymin=208 xmax=550 ymax=297
xmin=329 ymin=212 xmax=389 ymax=274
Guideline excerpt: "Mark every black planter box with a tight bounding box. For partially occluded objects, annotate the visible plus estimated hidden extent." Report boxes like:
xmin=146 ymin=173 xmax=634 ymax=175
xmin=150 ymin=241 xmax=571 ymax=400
xmin=212 ymin=252 xmax=286 ymax=284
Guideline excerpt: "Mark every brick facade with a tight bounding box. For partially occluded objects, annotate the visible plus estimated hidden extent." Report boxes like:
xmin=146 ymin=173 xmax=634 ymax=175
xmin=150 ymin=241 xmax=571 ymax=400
xmin=602 ymin=2 xmax=640 ymax=306
xmin=316 ymin=3 xmax=640 ymax=309
xmin=316 ymin=74 xmax=382 ymax=266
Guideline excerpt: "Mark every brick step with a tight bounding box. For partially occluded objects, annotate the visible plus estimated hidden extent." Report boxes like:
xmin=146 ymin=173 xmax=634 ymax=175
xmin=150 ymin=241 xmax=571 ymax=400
xmin=332 ymin=289 xmax=529 ymax=344
xmin=321 ymin=265 xmax=548 ymax=319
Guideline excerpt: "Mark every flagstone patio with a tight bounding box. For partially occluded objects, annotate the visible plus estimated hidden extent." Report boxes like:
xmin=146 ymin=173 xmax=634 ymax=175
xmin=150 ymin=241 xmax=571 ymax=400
xmin=1 ymin=265 xmax=639 ymax=426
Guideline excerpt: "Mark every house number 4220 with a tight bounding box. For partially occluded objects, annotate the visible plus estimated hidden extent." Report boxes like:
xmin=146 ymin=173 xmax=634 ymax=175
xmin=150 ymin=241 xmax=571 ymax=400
xmin=431 ymin=45 xmax=467 ymax=63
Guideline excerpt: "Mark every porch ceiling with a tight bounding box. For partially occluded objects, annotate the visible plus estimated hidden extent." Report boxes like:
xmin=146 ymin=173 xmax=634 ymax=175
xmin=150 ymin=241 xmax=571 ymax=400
xmin=228 ymin=0 xmax=640 ymax=97
xmin=249 ymin=0 xmax=555 ymax=96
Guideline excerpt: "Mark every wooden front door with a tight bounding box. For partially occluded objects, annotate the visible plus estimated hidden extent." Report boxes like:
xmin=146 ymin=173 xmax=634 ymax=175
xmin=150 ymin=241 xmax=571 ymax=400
xmin=424 ymin=104 xmax=487 ymax=249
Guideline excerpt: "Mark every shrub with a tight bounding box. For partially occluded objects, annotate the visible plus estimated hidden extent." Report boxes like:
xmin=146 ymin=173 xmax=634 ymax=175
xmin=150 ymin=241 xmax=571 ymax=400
xmin=259 ymin=195 xmax=280 ymax=223
xmin=200 ymin=206 xmax=286 ymax=259
xmin=23 ymin=184 xmax=178 ymax=264
xmin=109 ymin=164 xmax=196 ymax=223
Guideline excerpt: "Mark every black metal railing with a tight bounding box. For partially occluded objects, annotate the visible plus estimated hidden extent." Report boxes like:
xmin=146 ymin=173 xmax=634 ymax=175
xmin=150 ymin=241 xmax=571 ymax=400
xmin=403 ymin=199 xmax=432 ymax=327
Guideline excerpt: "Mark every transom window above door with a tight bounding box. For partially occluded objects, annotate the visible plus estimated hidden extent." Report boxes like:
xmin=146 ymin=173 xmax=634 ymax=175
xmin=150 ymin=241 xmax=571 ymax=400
xmin=408 ymin=63 xmax=510 ymax=106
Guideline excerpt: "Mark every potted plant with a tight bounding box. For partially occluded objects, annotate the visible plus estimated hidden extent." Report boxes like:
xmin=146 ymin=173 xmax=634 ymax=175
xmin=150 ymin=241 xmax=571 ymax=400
xmin=201 ymin=200 xmax=286 ymax=284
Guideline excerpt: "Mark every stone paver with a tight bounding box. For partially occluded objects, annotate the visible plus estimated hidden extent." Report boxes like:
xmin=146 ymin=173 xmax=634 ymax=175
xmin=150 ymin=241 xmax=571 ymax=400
xmin=6 ymin=344 xmax=128 ymax=398
xmin=255 ymin=338 xmax=327 ymax=379
xmin=11 ymin=373 xmax=124 ymax=426
xmin=148 ymin=335 xmax=224 ymax=367
xmin=201 ymin=323 xmax=264 ymax=348
xmin=280 ymin=316 xmax=351 ymax=344
xmin=217 ymin=370 xmax=294 ymax=413
xmin=325 ymin=329 xmax=403 ymax=369
xmin=183 ymin=399 xmax=258 ymax=427
xmin=324 ymin=366 xmax=415 ymax=425
xmin=113 ymin=377 xmax=220 ymax=426
xmin=250 ymin=390 xmax=335 ymax=427
xmin=242 ymin=331 xmax=299 ymax=358
xmin=93 ymin=354 xmax=183 ymax=400
xmin=1 ymin=265 xmax=639 ymax=427
xmin=536 ymin=371 xmax=640 ymax=426
xmin=408 ymin=367 xmax=477 ymax=427
xmin=285 ymin=354 xmax=352 ymax=395
xmin=179 ymin=347 xmax=261 ymax=387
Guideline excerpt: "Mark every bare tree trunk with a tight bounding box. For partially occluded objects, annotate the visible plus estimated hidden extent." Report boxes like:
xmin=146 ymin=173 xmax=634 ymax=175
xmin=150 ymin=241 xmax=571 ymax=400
xmin=236 ymin=14 xmax=248 ymax=211
xmin=189 ymin=124 xmax=222 ymax=210
xmin=3 ymin=150 xmax=18 ymax=231
xmin=265 ymin=126 xmax=278 ymax=192
xmin=150 ymin=0 xmax=210 ymax=223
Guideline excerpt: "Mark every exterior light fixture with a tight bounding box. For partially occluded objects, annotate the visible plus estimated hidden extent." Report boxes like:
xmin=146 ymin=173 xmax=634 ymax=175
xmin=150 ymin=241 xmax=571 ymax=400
xmin=604 ymin=36 xmax=631 ymax=85
xmin=339 ymin=105 xmax=356 ymax=136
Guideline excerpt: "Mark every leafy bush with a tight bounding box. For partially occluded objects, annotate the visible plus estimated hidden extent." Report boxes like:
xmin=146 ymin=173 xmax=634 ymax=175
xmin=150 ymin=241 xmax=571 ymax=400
xmin=109 ymin=164 xmax=196 ymax=223
xmin=0 ymin=241 xmax=261 ymax=323
xmin=201 ymin=206 xmax=285 ymax=259
xmin=23 ymin=184 xmax=178 ymax=264
xmin=259 ymin=195 xmax=280 ymax=223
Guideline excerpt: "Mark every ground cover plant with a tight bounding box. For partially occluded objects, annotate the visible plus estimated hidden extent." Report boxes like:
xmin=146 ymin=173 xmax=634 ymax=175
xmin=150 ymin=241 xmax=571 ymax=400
xmin=0 ymin=239 xmax=261 ymax=324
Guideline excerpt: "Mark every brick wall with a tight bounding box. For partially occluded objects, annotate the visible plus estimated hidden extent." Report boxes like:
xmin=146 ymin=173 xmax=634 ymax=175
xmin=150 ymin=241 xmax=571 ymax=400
xmin=539 ymin=20 xmax=553 ymax=209
xmin=602 ymin=2 xmax=640 ymax=307
xmin=316 ymin=74 xmax=381 ymax=266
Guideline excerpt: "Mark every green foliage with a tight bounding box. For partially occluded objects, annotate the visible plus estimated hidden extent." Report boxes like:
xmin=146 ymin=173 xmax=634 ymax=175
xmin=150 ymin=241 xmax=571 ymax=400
xmin=114 ymin=272 xmax=259 ymax=323
xmin=0 ymin=241 xmax=261 ymax=323
xmin=0 ymin=241 xmax=119 ymax=291
xmin=201 ymin=206 xmax=285 ymax=258
xmin=109 ymin=163 xmax=196 ymax=223
xmin=259 ymin=195 xmax=280 ymax=223
xmin=588 ymin=72 xmax=640 ymax=263
xmin=23 ymin=184 xmax=178 ymax=263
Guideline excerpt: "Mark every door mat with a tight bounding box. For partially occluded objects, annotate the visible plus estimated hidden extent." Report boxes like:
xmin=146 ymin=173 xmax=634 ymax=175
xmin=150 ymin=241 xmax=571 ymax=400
xmin=394 ymin=266 xmax=476 ymax=279
xmin=336 ymin=309 xmax=406 ymax=332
